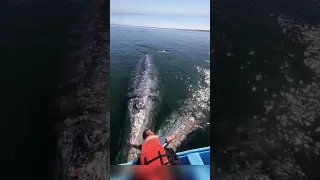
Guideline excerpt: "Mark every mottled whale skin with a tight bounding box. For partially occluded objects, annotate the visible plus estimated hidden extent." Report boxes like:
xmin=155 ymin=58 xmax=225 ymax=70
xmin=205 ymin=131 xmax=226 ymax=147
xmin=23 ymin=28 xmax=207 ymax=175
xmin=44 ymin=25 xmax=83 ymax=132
xmin=117 ymin=54 xmax=159 ymax=163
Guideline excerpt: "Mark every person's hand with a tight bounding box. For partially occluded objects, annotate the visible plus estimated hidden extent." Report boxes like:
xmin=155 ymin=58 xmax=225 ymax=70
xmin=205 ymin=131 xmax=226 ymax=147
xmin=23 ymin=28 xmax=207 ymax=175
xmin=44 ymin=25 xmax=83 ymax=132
xmin=166 ymin=135 xmax=176 ymax=143
xmin=128 ymin=141 xmax=134 ymax=147
xmin=128 ymin=141 xmax=140 ymax=149
xmin=168 ymin=135 xmax=176 ymax=140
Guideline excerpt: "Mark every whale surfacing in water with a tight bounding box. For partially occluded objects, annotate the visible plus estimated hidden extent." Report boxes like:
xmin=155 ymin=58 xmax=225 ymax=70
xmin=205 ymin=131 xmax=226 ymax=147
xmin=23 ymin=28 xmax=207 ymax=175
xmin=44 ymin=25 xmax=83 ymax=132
xmin=117 ymin=54 xmax=159 ymax=163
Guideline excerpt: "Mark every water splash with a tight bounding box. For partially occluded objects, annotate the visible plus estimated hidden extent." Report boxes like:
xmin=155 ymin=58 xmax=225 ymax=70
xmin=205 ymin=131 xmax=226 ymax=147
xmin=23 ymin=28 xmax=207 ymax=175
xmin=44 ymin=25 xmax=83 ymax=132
xmin=157 ymin=50 xmax=169 ymax=53
xmin=157 ymin=67 xmax=210 ymax=151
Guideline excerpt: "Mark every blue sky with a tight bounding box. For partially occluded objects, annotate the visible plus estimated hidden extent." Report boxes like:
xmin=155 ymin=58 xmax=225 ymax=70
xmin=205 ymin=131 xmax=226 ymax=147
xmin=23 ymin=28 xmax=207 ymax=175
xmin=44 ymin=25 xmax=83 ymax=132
xmin=110 ymin=0 xmax=210 ymax=30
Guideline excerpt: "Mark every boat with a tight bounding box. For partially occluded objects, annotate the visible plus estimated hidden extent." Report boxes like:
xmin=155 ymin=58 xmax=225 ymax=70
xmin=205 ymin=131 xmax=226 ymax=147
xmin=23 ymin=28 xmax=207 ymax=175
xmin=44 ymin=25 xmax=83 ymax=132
xmin=111 ymin=146 xmax=210 ymax=180
xmin=120 ymin=146 xmax=210 ymax=165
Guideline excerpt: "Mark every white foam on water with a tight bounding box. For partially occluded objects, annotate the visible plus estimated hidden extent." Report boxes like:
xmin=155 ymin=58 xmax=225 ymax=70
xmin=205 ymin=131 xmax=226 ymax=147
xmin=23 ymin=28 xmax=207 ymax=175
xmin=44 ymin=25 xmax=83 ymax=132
xmin=157 ymin=50 xmax=169 ymax=53
xmin=273 ymin=15 xmax=320 ymax=157
xmin=235 ymin=15 xmax=320 ymax=179
xmin=227 ymin=52 xmax=234 ymax=57
xmin=252 ymin=86 xmax=257 ymax=92
xmin=248 ymin=50 xmax=255 ymax=56
xmin=156 ymin=67 xmax=210 ymax=151
xmin=221 ymin=15 xmax=320 ymax=180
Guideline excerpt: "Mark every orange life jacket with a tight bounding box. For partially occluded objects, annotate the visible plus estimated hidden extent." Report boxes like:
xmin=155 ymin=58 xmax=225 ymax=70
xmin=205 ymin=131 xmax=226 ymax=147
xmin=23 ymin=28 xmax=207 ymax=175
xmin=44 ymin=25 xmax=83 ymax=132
xmin=140 ymin=135 xmax=170 ymax=165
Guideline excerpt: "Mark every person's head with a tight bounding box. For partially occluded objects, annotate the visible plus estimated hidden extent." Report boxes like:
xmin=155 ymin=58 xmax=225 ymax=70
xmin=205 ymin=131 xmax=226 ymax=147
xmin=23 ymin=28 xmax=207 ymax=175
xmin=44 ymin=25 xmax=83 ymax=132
xmin=142 ymin=129 xmax=155 ymax=140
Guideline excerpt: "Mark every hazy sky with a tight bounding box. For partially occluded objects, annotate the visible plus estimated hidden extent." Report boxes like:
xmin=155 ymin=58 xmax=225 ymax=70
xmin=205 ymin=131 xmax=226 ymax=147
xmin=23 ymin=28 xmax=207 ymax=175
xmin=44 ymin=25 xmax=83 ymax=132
xmin=110 ymin=0 xmax=210 ymax=30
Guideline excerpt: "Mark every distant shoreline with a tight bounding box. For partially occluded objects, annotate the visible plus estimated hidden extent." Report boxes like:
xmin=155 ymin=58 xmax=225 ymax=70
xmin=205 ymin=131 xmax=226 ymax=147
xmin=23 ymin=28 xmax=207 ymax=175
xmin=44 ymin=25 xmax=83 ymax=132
xmin=110 ymin=23 xmax=210 ymax=32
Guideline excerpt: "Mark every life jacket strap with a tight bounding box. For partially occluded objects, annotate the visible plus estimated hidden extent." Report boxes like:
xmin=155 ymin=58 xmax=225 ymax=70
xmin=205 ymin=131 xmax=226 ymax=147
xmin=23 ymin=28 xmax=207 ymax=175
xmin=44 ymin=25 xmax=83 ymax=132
xmin=144 ymin=151 xmax=169 ymax=165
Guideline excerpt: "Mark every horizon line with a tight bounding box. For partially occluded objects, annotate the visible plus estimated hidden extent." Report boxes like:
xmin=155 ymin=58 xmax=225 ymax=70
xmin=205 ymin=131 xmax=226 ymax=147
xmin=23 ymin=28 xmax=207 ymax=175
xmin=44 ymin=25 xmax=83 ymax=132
xmin=110 ymin=13 xmax=210 ymax=16
xmin=110 ymin=23 xmax=210 ymax=32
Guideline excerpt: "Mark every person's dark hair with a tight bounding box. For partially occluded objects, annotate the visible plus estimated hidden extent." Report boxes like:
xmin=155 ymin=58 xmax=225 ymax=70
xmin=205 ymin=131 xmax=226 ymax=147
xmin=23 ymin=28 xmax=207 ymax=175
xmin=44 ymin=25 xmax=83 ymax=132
xmin=142 ymin=129 xmax=155 ymax=140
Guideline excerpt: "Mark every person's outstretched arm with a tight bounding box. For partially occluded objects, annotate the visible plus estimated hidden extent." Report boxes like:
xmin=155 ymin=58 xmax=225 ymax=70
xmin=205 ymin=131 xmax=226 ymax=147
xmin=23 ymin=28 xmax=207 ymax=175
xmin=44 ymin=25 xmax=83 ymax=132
xmin=165 ymin=135 xmax=176 ymax=143
xmin=129 ymin=141 xmax=141 ymax=149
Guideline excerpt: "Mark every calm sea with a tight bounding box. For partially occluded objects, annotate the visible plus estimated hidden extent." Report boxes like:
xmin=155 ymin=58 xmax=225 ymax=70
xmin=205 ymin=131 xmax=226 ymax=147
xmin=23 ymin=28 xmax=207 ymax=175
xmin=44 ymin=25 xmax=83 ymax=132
xmin=110 ymin=25 xmax=210 ymax=164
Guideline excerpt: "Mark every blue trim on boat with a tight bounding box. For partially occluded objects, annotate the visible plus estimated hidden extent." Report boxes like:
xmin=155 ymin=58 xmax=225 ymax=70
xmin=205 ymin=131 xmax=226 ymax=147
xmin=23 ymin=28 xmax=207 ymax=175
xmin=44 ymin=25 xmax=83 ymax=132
xmin=187 ymin=153 xmax=204 ymax=165
xmin=176 ymin=146 xmax=210 ymax=156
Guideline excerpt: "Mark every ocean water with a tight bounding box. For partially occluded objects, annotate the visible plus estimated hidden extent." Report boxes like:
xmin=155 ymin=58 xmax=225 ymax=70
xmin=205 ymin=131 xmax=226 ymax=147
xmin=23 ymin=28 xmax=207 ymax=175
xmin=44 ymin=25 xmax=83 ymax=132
xmin=3 ymin=1 xmax=108 ymax=180
xmin=212 ymin=0 xmax=320 ymax=179
xmin=110 ymin=25 xmax=210 ymax=164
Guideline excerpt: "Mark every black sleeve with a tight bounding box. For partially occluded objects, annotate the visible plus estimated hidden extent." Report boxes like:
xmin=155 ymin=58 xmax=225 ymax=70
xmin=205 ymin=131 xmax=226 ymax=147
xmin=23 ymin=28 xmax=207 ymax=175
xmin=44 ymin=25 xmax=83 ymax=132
xmin=138 ymin=144 xmax=142 ymax=150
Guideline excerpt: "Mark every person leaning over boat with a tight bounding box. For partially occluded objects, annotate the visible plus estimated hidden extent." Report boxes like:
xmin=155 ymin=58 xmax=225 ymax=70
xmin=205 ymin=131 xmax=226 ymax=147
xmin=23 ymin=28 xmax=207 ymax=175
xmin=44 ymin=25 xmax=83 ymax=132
xmin=129 ymin=129 xmax=181 ymax=165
